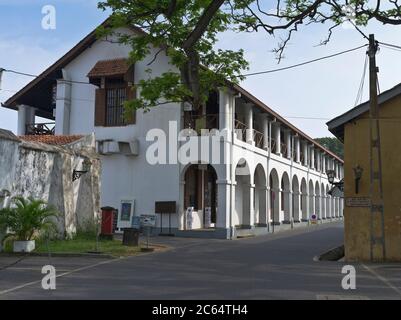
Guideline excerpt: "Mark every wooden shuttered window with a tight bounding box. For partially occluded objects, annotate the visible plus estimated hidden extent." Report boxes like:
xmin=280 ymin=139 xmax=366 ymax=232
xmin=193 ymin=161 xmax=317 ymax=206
xmin=95 ymin=88 xmax=106 ymax=126
xmin=125 ymin=84 xmax=137 ymax=125
xmin=94 ymin=82 xmax=137 ymax=127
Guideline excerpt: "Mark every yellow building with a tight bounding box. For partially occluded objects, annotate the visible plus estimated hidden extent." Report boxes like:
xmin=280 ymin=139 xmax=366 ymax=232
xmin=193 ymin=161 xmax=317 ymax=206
xmin=327 ymin=83 xmax=401 ymax=262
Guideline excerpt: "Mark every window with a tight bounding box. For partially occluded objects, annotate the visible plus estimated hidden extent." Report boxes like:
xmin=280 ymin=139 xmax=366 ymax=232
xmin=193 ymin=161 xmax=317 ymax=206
xmin=106 ymin=85 xmax=126 ymax=127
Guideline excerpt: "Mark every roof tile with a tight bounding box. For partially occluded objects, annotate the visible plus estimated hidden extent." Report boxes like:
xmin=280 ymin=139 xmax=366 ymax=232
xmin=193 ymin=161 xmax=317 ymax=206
xmin=19 ymin=135 xmax=84 ymax=146
xmin=87 ymin=58 xmax=130 ymax=78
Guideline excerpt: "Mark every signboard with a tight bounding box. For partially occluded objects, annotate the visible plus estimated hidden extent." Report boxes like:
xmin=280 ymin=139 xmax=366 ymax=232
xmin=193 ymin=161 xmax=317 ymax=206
xmin=204 ymin=207 xmax=212 ymax=228
xmin=131 ymin=216 xmax=141 ymax=230
xmin=120 ymin=200 xmax=134 ymax=221
xmin=155 ymin=201 xmax=177 ymax=214
xmin=140 ymin=214 xmax=156 ymax=227
xmin=346 ymin=197 xmax=371 ymax=208
xmin=186 ymin=207 xmax=194 ymax=230
xmin=310 ymin=214 xmax=318 ymax=224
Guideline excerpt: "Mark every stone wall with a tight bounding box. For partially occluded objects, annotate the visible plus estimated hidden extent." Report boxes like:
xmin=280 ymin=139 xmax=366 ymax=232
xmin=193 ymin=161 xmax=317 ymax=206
xmin=0 ymin=129 xmax=101 ymax=238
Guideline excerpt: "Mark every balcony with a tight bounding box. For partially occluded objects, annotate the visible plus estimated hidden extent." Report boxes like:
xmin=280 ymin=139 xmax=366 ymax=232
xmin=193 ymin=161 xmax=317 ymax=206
xmin=184 ymin=113 xmax=219 ymax=134
xmin=25 ymin=123 xmax=55 ymax=136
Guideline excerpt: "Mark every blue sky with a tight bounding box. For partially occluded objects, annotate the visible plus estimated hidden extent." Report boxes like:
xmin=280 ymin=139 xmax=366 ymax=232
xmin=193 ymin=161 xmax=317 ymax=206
xmin=1 ymin=1 xmax=401 ymax=137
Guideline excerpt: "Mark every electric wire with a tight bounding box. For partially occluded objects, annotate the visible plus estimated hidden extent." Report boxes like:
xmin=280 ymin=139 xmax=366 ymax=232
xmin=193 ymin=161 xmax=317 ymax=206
xmin=0 ymin=44 xmax=369 ymax=87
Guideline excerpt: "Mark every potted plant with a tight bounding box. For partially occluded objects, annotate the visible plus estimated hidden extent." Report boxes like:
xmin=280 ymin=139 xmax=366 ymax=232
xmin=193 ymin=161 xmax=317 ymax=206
xmin=0 ymin=197 xmax=58 ymax=253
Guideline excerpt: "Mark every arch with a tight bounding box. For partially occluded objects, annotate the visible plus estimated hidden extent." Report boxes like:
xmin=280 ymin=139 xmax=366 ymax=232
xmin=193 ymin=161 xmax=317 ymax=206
xmin=315 ymin=181 xmax=320 ymax=218
xmin=281 ymin=172 xmax=291 ymax=222
xmin=308 ymin=180 xmax=315 ymax=218
xmin=183 ymin=164 xmax=218 ymax=229
xmin=269 ymin=168 xmax=281 ymax=224
xmin=292 ymin=175 xmax=300 ymax=221
xmin=254 ymin=164 xmax=267 ymax=226
xmin=301 ymin=178 xmax=308 ymax=220
xmin=234 ymin=158 xmax=251 ymax=227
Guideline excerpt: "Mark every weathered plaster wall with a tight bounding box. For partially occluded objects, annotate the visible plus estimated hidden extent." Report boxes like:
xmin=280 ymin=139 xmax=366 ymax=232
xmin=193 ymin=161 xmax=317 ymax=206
xmin=0 ymin=130 xmax=101 ymax=238
xmin=344 ymin=94 xmax=401 ymax=262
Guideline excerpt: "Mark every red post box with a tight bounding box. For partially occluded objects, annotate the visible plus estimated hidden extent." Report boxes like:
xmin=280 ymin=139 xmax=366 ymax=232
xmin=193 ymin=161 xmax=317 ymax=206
xmin=101 ymin=207 xmax=115 ymax=237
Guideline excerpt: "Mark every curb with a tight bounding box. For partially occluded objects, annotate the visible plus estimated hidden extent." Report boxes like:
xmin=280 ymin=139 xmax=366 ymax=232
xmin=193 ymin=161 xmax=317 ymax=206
xmin=0 ymin=252 xmax=116 ymax=259
xmin=316 ymin=245 xmax=345 ymax=261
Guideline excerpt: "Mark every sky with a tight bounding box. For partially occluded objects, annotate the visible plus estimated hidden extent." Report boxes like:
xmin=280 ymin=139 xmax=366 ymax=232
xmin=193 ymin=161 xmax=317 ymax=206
xmin=1 ymin=1 xmax=401 ymax=138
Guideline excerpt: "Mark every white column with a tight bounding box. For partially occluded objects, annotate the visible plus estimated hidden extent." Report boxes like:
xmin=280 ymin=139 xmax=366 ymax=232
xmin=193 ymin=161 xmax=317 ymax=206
xmin=286 ymin=130 xmax=292 ymax=159
xmin=322 ymin=155 xmax=326 ymax=174
xmin=245 ymin=103 xmax=254 ymax=145
xmin=219 ymin=88 xmax=230 ymax=131
xmin=273 ymin=122 xmax=281 ymax=155
xmin=262 ymin=115 xmax=269 ymax=150
xmin=316 ymin=150 xmax=321 ymax=172
xmin=55 ymin=75 xmax=72 ymax=135
xmin=310 ymin=145 xmax=315 ymax=170
xmin=17 ymin=105 xmax=35 ymax=136
xmin=249 ymin=184 xmax=255 ymax=226
xmin=216 ymin=180 xmax=231 ymax=232
xmin=302 ymin=141 xmax=308 ymax=166
xmin=295 ymin=136 xmax=301 ymax=163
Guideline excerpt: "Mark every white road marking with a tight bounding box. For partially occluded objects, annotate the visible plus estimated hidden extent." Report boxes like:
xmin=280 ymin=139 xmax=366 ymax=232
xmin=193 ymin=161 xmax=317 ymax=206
xmin=362 ymin=263 xmax=401 ymax=297
xmin=0 ymin=258 xmax=122 ymax=296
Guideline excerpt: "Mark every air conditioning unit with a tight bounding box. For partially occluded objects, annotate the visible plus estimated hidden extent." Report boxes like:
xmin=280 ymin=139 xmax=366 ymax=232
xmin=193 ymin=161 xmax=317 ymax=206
xmin=97 ymin=140 xmax=120 ymax=155
xmin=119 ymin=139 xmax=139 ymax=156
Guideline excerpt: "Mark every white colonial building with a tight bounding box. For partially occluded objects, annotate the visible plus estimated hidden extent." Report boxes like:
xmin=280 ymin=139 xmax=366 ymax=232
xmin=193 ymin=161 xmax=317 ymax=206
xmin=2 ymin=19 xmax=344 ymax=239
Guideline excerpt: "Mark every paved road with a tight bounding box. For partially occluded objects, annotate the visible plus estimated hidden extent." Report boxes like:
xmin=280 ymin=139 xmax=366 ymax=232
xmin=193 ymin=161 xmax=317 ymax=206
xmin=1 ymin=222 xmax=401 ymax=300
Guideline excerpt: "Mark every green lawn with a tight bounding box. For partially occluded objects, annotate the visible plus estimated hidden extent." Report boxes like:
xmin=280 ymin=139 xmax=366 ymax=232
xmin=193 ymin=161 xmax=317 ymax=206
xmin=34 ymin=237 xmax=141 ymax=257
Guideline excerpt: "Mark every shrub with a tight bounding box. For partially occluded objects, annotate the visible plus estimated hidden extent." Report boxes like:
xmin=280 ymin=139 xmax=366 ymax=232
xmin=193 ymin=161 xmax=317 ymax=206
xmin=0 ymin=196 xmax=59 ymax=243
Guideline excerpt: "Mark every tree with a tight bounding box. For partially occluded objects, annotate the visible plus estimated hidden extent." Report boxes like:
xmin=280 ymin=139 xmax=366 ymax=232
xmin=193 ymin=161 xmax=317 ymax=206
xmin=315 ymin=137 xmax=344 ymax=159
xmin=97 ymin=1 xmax=401 ymax=113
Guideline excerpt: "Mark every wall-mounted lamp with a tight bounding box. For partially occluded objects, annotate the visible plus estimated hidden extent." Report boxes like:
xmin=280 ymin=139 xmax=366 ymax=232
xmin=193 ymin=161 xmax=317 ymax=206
xmin=72 ymin=158 xmax=92 ymax=182
xmin=326 ymin=169 xmax=344 ymax=192
xmin=353 ymin=165 xmax=363 ymax=194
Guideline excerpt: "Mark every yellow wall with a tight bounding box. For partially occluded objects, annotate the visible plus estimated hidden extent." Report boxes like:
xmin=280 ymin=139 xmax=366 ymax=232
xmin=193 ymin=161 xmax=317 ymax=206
xmin=344 ymin=94 xmax=401 ymax=261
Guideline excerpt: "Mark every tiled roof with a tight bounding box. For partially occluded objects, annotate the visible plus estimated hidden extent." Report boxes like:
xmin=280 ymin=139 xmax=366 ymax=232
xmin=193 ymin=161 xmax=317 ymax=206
xmin=19 ymin=135 xmax=84 ymax=146
xmin=87 ymin=58 xmax=130 ymax=78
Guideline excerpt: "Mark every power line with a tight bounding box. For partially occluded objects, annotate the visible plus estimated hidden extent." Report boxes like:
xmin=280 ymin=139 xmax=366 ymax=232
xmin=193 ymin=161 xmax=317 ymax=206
xmin=1 ymin=44 xmax=368 ymax=88
xmin=354 ymin=54 xmax=368 ymax=107
xmin=241 ymin=44 xmax=368 ymax=77
xmin=378 ymin=41 xmax=401 ymax=51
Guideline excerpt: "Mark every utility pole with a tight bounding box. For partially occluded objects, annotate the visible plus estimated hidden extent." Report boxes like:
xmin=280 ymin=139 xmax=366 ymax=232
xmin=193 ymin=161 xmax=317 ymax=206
xmin=368 ymin=34 xmax=386 ymax=261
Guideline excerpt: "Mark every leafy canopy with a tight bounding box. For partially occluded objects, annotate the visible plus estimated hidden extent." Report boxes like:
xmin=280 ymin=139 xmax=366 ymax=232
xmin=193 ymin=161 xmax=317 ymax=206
xmin=97 ymin=1 xmax=401 ymax=112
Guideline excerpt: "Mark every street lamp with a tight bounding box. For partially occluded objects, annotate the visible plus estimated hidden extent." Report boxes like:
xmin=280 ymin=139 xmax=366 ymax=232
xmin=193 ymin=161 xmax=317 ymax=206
xmin=326 ymin=170 xmax=344 ymax=192
xmin=72 ymin=158 xmax=92 ymax=182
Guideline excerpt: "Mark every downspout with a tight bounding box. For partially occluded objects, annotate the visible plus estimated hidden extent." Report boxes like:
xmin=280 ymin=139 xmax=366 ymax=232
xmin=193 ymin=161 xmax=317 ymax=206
xmin=290 ymin=134 xmax=295 ymax=229
xmin=230 ymin=93 xmax=241 ymax=240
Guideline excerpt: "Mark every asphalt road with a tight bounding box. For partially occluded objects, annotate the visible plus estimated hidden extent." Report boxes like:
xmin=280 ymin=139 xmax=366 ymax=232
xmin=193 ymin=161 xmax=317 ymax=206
xmin=1 ymin=222 xmax=401 ymax=300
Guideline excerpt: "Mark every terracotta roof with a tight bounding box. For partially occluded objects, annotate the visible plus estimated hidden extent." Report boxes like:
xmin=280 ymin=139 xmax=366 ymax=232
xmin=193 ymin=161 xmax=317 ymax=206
xmin=19 ymin=135 xmax=84 ymax=146
xmin=87 ymin=58 xmax=130 ymax=78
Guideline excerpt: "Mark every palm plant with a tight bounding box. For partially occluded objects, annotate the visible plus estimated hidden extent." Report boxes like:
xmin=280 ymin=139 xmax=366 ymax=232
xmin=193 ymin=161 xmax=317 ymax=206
xmin=0 ymin=197 xmax=59 ymax=243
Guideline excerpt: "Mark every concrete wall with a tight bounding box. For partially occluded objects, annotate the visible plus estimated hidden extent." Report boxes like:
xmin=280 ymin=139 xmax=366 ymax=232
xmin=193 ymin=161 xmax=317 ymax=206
xmin=344 ymin=94 xmax=401 ymax=261
xmin=0 ymin=130 xmax=101 ymax=238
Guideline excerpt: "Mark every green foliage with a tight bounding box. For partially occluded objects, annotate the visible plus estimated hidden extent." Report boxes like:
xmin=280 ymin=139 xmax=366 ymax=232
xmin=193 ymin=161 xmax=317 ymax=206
xmin=0 ymin=197 xmax=59 ymax=242
xmin=97 ymin=0 xmax=401 ymax=113
xmin=315 ymin=137 xmax=344 ymax=159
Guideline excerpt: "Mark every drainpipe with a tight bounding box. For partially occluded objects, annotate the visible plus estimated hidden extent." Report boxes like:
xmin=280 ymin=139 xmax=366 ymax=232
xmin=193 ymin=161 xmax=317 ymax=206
xmin=290 ymin=134 xmax=294 ymax=229
xmin=230 ymin=93 xmax=241 ymax=240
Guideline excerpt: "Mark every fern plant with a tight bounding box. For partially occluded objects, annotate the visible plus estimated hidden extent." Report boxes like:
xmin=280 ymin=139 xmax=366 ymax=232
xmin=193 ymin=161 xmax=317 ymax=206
xmin=0 ymin=197 xmax=59 ymax=243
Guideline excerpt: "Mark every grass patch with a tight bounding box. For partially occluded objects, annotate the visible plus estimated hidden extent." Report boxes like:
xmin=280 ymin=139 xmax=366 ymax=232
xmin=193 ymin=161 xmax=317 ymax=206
xmin=34 ymin=236 xmax=141 ymax=257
